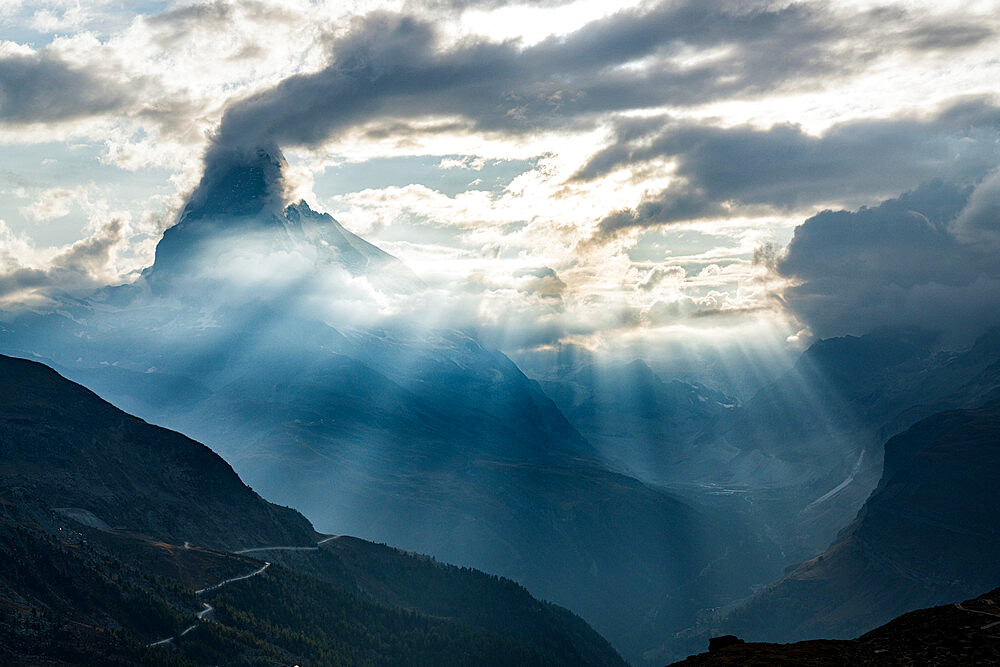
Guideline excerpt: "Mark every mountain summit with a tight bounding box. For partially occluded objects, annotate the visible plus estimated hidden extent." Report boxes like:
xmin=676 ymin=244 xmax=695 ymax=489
xmin=182 ymin=144 xmax=287 ymax=221
xmin=147 ymin=144 xmax=416 ymax=290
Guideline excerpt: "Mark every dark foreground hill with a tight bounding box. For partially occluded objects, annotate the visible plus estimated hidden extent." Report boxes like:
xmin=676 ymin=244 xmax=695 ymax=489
xmin=671 ymin=586 xmax=1000 ymax=666
xmin=0 ymin=354 xmax=624 ymax=666
xmin=0 ymin=353 xmax=316 ymax=551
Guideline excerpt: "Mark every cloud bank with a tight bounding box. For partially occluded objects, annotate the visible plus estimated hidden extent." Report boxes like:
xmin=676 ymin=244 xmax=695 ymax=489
xmin=0 ymin=50 xmax=135 ymax=123
xmin=208 ymin=2 xmax=996 ymax=164
xmin=2 ymin=0 xmax=1000 ymax=357
xmin=778 ymin=175 xmax=1000 ymax=346
xmin=582 ymin=98 xmax=1000 ymax=238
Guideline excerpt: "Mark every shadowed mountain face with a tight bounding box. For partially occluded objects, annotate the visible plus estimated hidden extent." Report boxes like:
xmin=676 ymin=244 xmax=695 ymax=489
xmin=0 ymin=148 xmax=777 ymax=663
xmin=0 ymin=354 xmax=625 ymax=666
xmin=687 ymin=326 xmax=1000 ymax=564
xmin=671 ymin=587 xmax=1000 ymax=666
xmin=0 ymin=353 xmax=317 ymax=551
xmin=706 ymin=399 xmax=1000 ymax=645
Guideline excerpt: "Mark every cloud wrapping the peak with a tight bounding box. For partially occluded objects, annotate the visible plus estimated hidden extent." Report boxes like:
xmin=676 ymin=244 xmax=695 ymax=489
xmin=207 ymin=1 xmax=995 ymax=166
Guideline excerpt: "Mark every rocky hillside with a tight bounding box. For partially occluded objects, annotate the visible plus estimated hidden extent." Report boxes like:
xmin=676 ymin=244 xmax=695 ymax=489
xmin=672 ymin=586 xmax=1000 ymax=665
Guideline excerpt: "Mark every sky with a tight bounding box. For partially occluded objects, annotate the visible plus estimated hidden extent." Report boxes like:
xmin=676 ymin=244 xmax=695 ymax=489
xmin=2 ymin=0 xmax=1000 ymax=361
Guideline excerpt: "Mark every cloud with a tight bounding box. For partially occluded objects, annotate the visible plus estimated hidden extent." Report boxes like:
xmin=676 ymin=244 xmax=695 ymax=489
xmin=19 ymin=186 xmax=79 ymax=222
xmin=637 ymin=264 xmax=685 ymax=292
xmin=0 ymin=51 xmax=134 ymax=124
xmin=142 ymin=1 xmax=301 ymax=48
xmin=205 ymin=2 xmax=995 ymax=166
xmin=595 ymin=181 xmax=725 ymax=238
xmin=403 ymin=0 xmax=576 ymax=11
xmin=581 ymin=97 xmax=1000 ymax=238
xmin=950 ymin=169 xmax=1000 ymax=248
xmin=513 ymin=265 xmax=566 ymax=298
xmin=777 ymin=177 xmax=1000 ymax=345
xmin=0 ymin=216 xmax=126 ymax=305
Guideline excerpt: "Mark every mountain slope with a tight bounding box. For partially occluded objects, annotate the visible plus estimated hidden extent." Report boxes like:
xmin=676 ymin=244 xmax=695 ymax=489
xmin=0 ymin=354 xmax=626 ymax=666
xmin=710 ymin=399 xmax=1000 ymax=644
xmin=0 ymin=353 xmax=316 ymax=551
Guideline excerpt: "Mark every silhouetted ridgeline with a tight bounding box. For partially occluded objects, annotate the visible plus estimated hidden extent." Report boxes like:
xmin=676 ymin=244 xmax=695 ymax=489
xmin=671 ymin=587 xmax=1000 ymax=665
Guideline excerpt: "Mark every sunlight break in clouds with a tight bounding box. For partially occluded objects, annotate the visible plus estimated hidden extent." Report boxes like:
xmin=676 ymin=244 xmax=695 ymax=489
xmin=1 ymin=0 xmax=1000 ymax=358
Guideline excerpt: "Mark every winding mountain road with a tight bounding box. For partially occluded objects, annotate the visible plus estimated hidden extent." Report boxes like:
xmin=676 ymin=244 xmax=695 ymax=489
xmin=146 ymin=535 xmax=339 ymax=649
xmin=235 ymin=546 xmax=318 ymax=554
xmin=954 ymin=600 xmax=1000 ymax=630
xmin=195 ymin=561 xmax=271 ymax=595
xmin=146 ymin=563 xmax=270 ymax=648
xmin=235 ymin=535 xmax=339 ymax=554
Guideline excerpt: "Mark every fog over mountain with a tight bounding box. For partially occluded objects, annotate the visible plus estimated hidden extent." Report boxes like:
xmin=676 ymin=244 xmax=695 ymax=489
xmin=3 ymin=1 xmax=1000 ymax=666
xmin=0 ymin=146 xmax=783 ymax=662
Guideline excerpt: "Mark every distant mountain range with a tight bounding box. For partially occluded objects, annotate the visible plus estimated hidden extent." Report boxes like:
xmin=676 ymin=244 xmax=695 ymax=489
xmin=534 ymin=324 xmax=1000 ymax=574
xmin=520 ymin=324 xmax=1000 ymax=663
xmin=0 ymin=353 xmax=624 ymax=666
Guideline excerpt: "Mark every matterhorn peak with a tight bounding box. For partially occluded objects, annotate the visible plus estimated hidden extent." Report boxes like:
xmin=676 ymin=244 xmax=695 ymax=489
xmin=143 ymin=143 xmax=420 ymax=294
xmin=147 ymin=144 xmax=290 ymax=282
xmin=180 ymin=143 xmax=287 ymax=223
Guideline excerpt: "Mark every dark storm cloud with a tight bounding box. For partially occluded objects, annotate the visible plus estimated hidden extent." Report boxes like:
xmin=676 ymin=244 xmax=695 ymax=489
xmin=405 ymin=0 xmax=573 ymax=8
xmin=596 ymin=183 xmax=724 ymax=237
xmin=0 ymin=53 xmax=134 ymax=124
xmin=204 ymin=1 xmax=995 ymax=170
xmin=776 ymin=177 xmax=1000 ymax=346
xmin=210 ymin=2 xmax=816 ymax=149
xmin=584 ymin=97 xmax=1000 ymax=237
